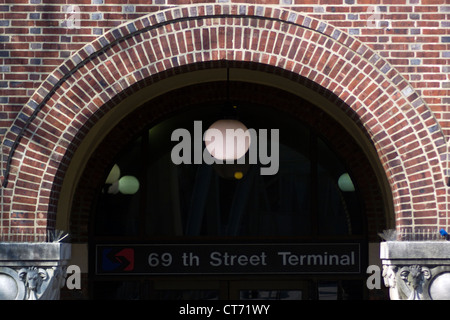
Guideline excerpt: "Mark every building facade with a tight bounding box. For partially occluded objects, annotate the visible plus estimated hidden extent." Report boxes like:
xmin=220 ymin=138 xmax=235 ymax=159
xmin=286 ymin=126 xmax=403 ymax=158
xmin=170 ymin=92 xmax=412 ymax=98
xmin=0 ymin=0 xmax=449 ymax=300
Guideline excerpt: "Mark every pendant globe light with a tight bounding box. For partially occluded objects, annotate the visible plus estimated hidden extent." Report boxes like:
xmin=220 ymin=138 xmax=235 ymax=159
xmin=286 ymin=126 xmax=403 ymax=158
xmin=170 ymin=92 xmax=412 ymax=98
xmin=204 ymin=67 xmax=251 ymax=179
xmin=118 ymin=175 xmax=140 ymax=195
xmin=204 ymin=118 xmax=251 ymax=161
xmin=338 ymin=173 xmax=355 ymax=192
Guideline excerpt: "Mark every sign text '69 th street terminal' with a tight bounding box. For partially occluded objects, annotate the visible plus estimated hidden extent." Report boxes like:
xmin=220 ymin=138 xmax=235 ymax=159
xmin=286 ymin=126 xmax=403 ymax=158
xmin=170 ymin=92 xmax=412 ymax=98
xmin=96 ymin=243 xmax=361 ymax=275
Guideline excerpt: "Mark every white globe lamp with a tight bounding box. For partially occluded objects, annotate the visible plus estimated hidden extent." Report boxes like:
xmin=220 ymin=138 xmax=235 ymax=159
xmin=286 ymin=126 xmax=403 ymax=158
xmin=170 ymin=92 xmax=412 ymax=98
xmin=338 ymin=173 xmax=355 ymax=192
xmin=118 ymin=175 xmax=140 ymax=195
xmin=204 ymin=119 xmax=251 ymax=161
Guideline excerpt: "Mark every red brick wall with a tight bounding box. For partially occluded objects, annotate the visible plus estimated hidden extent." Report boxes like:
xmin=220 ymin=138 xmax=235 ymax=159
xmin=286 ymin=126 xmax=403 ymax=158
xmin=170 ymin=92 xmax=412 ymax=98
xmin=0 ymin=1 xmax=449 ymax=241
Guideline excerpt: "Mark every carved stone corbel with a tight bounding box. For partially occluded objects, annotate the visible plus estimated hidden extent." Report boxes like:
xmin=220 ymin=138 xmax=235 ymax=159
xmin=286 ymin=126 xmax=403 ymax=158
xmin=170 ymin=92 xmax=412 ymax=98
xmin=382 ymin=264 xmax=399 ymax=300
xmin=17 ymin=266 xmax=68 ymax=300
xmin=18 ymin=267 xmax=48 ymax=300
xmin=398 ymin=265 xmax=431 ymax=300
xmin=0 ymin=242 xmax=71 ymax=300
xmin=380 ymin=241 xmax=450 ymax=300
xmin=39 ymin=266 xmax=68 ymax=300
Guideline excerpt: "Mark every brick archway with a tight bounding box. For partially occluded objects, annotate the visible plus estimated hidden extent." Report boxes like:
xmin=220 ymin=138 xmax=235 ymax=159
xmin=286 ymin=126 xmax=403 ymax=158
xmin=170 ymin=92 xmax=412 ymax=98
xmin=0 ymin=4 xmax=447 ymax=240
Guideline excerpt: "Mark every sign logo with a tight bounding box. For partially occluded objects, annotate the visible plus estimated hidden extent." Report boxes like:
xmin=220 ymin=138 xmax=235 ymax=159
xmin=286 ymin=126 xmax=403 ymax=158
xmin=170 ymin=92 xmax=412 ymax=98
xmin=101 ymin=247 xmax=135 ymax=272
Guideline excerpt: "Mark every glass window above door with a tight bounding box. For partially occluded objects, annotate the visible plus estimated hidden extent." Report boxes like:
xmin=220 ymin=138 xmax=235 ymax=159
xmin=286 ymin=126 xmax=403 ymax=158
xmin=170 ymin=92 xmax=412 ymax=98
xmin=94 ymin=102 xmax=363 ymax=238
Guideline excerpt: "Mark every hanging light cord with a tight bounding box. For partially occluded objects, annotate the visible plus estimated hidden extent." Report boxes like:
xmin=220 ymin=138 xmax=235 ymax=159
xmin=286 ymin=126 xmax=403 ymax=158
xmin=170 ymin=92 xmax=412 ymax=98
xmin=225 ymin=66 xmax=238 ymax=119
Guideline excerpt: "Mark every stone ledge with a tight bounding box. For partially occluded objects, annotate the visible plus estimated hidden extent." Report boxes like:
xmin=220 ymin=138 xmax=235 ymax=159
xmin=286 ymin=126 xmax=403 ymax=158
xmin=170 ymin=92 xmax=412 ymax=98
xmin=0 ymin=243 xmax=71 ymax=267
xmin=380 ymin=241 xmax=450 ymax=265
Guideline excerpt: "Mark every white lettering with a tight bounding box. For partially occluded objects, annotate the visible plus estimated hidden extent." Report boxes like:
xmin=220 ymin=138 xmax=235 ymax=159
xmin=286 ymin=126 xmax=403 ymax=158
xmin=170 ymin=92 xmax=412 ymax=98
xmin=253 ymin=305 xmax=270 ymax=314
xmin=209 ymin=251 xmax=267 ymax=267
xmin=223 ymin=305 xmax=270 ymax=315
xmin=366 ymin=265 xmax=382 ymax=289
xmin=179 ymin=304 xmax=213 ymax=317
xmin=171 ymin=128 xmax=191 ymax=164
xmin=278 ymin=251 xmax=356 ymax=266
xmin=258 ymin=129 xmax=279 ymax=175
xmin=307 ymin=254 xmax=323 ymax=265
xmin=66 ymin=265 xmax=81 ymax=290
xmin=170 ymin=121 xmax=279 ymax=175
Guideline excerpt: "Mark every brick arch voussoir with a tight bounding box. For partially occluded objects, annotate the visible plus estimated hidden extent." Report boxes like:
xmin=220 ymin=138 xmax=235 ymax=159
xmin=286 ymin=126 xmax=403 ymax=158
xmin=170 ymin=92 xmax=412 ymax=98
xmin=2 ymin=3 xmax=446 ymax=234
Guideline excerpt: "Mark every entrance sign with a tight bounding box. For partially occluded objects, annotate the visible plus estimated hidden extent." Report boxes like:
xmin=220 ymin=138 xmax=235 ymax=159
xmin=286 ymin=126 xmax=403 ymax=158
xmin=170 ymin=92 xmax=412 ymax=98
xmin=96 ymin=243 xmax=361 ymax=275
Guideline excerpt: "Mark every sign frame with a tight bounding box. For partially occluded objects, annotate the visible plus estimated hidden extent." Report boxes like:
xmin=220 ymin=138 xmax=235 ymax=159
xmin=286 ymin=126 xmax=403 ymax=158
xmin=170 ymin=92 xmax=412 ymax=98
xmin=95 ymin=242 xmax=362 ymax=276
